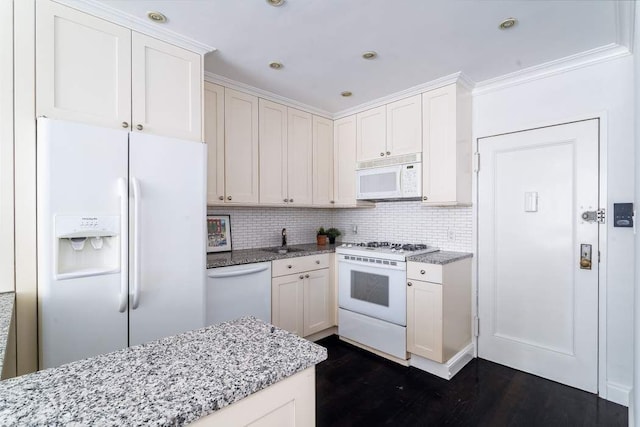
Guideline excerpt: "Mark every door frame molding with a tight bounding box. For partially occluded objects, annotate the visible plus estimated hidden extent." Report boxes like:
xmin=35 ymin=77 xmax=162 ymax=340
xmin=472 ymin=112 xmax=609 ymax=400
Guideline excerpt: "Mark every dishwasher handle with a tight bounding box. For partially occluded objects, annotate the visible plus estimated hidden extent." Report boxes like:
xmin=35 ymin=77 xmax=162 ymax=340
xmin=207 ymin=265 xmax=269 ymax=279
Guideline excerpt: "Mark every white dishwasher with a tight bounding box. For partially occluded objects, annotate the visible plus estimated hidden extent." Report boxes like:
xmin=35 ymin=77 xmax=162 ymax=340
xmin=206 ymin=262 xmax=272 ymax=326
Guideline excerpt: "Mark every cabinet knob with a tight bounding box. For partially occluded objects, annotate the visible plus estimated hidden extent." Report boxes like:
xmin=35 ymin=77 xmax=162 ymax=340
xmin=299 ymin=275 xmax=304 ymax=279
xmin=227 ymin=196 xmax=232 ymax=201
xmin=284 ymin=198 xmax=289 ymax=202
xmin=380 ymin=152 xmax=385 ymax=157
xmin=422 ymin=196 xmax=428 ymax=201
xmin=386 ymin=151 xmax=391 ymax=156
xmin=218 ymin=196 xmax=224 ymax=201
xmin=330 ymin=200 xmax=335 ymax=204
xmin=407 ymin=282 xmax=413 ymax=287
xmin=289 ymin=199 xmax=294 ymax=203
xmin=287 ymin=265 xmax=293 ymax=269
xmin=121 ymin=121 xmax=129 ymax=129
xmin=136 ymin=124 xmax=143 ymax=131
xmin=305 ymin=274 xmax=310 ymax=278
xmin=316 ymin=260 xmax=320 ymax=264
xmin=420 ymin=270 xmax=425 ymax=275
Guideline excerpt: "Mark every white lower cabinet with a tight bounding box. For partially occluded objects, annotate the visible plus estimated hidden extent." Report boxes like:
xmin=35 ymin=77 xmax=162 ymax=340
xmin=406 ymin=258 xmax=471 ymax=363
xmin=272 ymin=255 xmax=333 ymax=337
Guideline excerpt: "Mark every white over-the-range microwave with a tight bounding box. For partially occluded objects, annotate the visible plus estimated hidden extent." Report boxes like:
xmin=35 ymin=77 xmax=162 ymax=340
xmin=356 ymin=153 xmax=421 ymax=201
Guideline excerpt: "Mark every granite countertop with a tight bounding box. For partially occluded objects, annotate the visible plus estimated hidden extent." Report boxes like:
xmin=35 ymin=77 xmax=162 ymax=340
xmin=207 ymin=242 xmax=338 ymax=268
xmin=0 ymin=292 xmax=14 ymax=375
xmin=0 ymin=317 xmax=327 ymax=426
xmin=406 ymin=251 xmax=473 ymax=265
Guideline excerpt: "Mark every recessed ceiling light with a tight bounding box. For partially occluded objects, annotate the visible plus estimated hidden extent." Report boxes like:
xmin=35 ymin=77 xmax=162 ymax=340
xmin=266 ymin=0 xmax=285 ymax=6
xmin=362 ymin=51 xmax=377 ymax=60
xmin=499 ymin=17 xmax=517 ymax=30
xmin=269 ymin=61 xmax=283 ymax=70
xmin=147 ymin=11 xmax=167 ymax=23
xmin=341 ymin=91 xmax=352 ymax=97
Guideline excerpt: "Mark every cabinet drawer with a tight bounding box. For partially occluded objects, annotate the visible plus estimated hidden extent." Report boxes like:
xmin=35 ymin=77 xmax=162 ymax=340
xmin=272 ymin=254 xmax=330 ymax=277
xmin=407 ymin=262 xmax=442 ymax=283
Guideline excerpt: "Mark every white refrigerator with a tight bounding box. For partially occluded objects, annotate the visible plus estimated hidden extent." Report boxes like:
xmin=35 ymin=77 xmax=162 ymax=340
xmin=37 ymin=118 xmax=206 ymax=369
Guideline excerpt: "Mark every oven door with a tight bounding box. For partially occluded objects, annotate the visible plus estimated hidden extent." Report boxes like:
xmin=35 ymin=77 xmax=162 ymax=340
xmin=338 ymin=255 xmax=406 ymax=326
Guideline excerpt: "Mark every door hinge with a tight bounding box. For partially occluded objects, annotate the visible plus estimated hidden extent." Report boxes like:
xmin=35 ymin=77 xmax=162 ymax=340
xmin=598 ymin=250 xmax=601 ymax=263
xmin=473 ymin=152 xmax=480 ymax=173
xmin=473 ymin=316 xmax=480 ymax=337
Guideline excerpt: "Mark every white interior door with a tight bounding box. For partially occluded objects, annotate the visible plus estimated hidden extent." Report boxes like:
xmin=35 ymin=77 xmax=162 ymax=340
xmin=478 ymin=119 xmax=599 ymax=393
xmin=129 ymin=132 xmax=206 ymax=346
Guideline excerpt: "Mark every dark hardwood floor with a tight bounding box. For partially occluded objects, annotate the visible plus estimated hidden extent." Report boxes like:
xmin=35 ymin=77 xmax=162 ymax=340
xmin=315 ymin=335 xmax=627 ymax=427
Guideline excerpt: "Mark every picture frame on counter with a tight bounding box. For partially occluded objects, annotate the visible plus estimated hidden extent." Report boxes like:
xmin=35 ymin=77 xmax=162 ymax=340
xmin=207 ymin=215 xmax=232 ymax=253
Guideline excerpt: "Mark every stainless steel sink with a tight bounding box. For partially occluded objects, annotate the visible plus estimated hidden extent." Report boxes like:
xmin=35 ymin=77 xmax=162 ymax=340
xmin=265 ymin=247 xmax=306 ymax=254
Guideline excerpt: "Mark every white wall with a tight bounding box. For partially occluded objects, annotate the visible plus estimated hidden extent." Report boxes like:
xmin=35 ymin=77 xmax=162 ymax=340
xmin=474 ymin=55 xmax=636 ymax=404
xmin=633 ymin=2 xmax=640 ymax=424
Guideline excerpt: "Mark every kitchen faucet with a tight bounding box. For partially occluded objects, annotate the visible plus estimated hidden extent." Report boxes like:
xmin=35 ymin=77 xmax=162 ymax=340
xmin=282 ymin=228 xmax=287 ymax=247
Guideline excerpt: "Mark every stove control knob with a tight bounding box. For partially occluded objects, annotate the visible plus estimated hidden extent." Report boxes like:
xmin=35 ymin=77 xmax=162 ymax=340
xmin=399 ymin=249 xmax=404 ymax=253
xmin=347 ymin=244 xmax=353 ymax=248
xmin=341 ymin=243 xmax=347 ymax=247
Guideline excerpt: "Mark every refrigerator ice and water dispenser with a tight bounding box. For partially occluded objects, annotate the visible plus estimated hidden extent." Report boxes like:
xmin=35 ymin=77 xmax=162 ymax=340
xmin=54 ymin=215 xmax=121 ymax=279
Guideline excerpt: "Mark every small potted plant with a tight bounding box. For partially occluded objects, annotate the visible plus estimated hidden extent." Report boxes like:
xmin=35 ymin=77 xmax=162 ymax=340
xmin=326 ymin=227 xmax=342 ymax=244
xmin=317 ymin=227 xmax=328 ymax=246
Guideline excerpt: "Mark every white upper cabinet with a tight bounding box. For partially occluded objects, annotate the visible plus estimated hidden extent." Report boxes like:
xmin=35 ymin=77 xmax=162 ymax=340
xmin=204 ymin=82 xmax=225 ymax=205
xmin=224 ymin=88 xmax=259 ymax=204
xmin=386 ymin=95 xmax=422 ymax=157
xmin=259 ymin=99 xmax=288 ymax=205
xmin=422 ymin=83 xmax=472 ymax=206
xmin=333 ymin=115 xmax=358 ymax=206
xmin=36 ymin=0 xmax=131 ymax=129
xmin=131 ymin=33 xmax=202 ymax=141
xmin=356 ymin=106 xmax=386 ymax=162
xmin=312 ymin=116 xmax=334 ymax=206
xmin=287 ymin=108 xmax=313 ymax=206
xmin=36 ymin=0 xmax=202 ymax=141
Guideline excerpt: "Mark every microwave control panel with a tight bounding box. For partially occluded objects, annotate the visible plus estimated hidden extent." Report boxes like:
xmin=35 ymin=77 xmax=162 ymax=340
xmin=401 ymin=164 xmax=421 ymax=197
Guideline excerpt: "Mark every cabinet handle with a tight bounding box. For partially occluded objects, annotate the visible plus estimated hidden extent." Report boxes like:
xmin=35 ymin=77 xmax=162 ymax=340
xmin=315 ymin=260 xmax=320 ymax=264
xmin=289 ymin=199 xmax=294 ymax=203
xmin=420 ymin=270 xmax=425 ymax=275
xmin=305 ymin=274 xmax=310 ymax=278
xmin=407 ymin=282 xmax=413 ymax=287
xmin=227 ymin=196 xmax=232 ymax=201
xmin=136 ymin=124 xmax=143 ymax=131
xmin=330 ymin=200 xmax=335 ymax=204
xmin=380 ymin=152 xmax=384 ymax=157
xmin=218 ymin=196 xmax=224 ymax=201
xmin=299 ymin=275 xmax=304 ymax=279
xmin=121 ymin=122 xmax=129 ymax=129
xmin=386 ymin=151 xmax=391 ymax=156
xmin=287 ymin=265 xmax=293 ymax=269
xmin=422 ymin=196 xmax=428 ymax=201
xmin=284 ymin=198 xmax=289 ymax=202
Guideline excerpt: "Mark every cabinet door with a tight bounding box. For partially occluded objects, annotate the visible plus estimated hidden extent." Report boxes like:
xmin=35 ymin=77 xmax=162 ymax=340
xmin=204 ymin=82 xmax=225 ymax=205
xmin=36 ymin=0 xmax=131 ymax=129
xmin=387 ymin=95 xmax=422 ymax=157
xmin=259 ymin=99 xmax=288 ymax=205
xmin=333 ymin=115 xmax=357 ymax=206
xmin=272 ymin=274 xmax=304 ymax=336
xmin=312 ymin=116 xmax=334 ymax=206
xmin=132 ymin=32 xmax=202 ymax=141
xmin=287 ymin=108 xmax=313 ymax=205
xmin=303 ymin=268 xmax=331 ymax=336
xmin=407 ymin=280 xmax=443 ymax=362
xmin=356 ymin=106 xmax=386 ymax=162
xmin=224 ymin=88 xmax=259 ymax=204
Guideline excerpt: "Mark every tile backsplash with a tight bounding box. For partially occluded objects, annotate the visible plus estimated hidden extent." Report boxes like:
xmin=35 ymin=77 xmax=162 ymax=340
xmin=208 ymin=202 xmax=473 ymax=252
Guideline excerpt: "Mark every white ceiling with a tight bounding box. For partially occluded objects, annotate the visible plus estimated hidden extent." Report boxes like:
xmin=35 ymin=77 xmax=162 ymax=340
xmin=97 ymin=0 xmax=624 ymax=114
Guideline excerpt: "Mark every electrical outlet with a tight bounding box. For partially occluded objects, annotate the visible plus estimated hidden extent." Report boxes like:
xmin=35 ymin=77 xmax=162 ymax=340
xmin=447 ymin=229 xmax=455 ymax=241
xmin=352 ymin=225 xmax=358 ymax=234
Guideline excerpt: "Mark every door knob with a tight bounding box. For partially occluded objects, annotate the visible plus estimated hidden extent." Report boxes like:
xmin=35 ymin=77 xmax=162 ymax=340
xmin=121 ymin=122 xmax=129 ymax=128
xmin=136 ymin=124 xmax=143 ymax=131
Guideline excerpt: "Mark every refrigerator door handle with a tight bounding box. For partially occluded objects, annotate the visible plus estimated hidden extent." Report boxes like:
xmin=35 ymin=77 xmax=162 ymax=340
xmin=118 ymin=178 xmax=128 ymax=313
xmin=131 ymin=177 xmax=141 ymax=310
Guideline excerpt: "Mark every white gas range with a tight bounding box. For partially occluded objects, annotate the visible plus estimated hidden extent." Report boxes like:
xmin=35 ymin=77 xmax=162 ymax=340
xmin=336 ymin=242 xmax=439 ymax=361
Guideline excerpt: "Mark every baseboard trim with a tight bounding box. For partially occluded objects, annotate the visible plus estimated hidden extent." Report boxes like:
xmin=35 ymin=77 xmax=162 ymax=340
xmin=305 ymin=327 xmax=337 ymax=342
xmin=410 ymin=343 xmax=475 ymax=380
xmin=606 ymin=381 xmax=631 ymax=407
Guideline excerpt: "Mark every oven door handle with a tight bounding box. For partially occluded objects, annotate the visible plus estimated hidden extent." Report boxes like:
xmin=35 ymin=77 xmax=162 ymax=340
xmin=338 ymin=258 xmax=406 ymax=271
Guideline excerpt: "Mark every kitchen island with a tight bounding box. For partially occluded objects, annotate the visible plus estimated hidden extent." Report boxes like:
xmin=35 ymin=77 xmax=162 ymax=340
xmin=0 ymin=317 xmax=327 ymax=426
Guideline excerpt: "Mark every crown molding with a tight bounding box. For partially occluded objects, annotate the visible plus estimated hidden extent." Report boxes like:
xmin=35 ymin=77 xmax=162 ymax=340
xmin=204 ymin=71 xmax=333 ymax=119
xmin=615 ymin=0 xmax=635 ymax=52
xmin=473 ymin=43 xmax=631 ymax=96
xmin=52 ymin=0 xmax=216 ymax=55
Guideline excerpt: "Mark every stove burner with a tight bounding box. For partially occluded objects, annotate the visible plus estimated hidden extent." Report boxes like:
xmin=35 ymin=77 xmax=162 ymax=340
xmin=366 ymin=241 xmax=389 ymax=248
